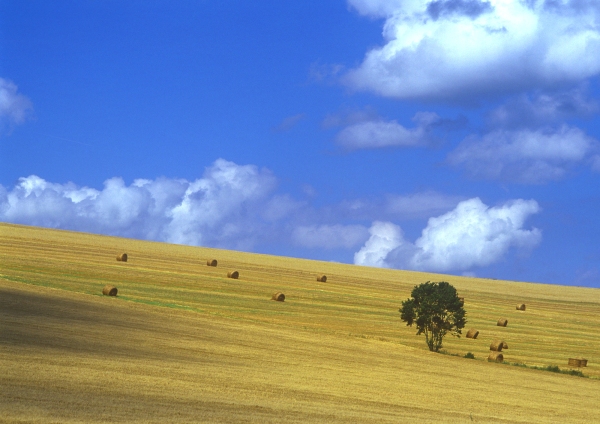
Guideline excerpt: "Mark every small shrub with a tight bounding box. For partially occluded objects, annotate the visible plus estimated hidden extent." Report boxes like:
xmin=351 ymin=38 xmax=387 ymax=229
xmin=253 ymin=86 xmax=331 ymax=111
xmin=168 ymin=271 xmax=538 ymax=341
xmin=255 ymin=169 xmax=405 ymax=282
xmin=506 ymin=362 xmax=586 ymax=377
xmin=464 ymin=352 xmax=475 ymax=359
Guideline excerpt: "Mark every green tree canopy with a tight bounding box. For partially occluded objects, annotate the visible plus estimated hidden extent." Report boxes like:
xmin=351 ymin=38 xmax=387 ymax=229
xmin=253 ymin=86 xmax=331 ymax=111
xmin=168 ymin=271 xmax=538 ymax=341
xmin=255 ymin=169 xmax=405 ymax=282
xmin=399 ymin=281 xmax=466 ymax=352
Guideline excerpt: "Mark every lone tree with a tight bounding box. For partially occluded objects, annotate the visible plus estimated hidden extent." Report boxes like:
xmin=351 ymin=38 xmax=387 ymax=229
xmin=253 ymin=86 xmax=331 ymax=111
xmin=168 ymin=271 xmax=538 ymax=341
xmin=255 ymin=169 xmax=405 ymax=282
xmin=399 ymin=281 xmax=466 ymax=352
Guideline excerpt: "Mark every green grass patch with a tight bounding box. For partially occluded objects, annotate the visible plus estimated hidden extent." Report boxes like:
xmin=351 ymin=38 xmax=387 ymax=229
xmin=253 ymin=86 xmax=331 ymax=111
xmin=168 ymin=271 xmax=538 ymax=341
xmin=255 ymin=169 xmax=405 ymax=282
xmin=505 ymin=362 xmax=586 ymax=377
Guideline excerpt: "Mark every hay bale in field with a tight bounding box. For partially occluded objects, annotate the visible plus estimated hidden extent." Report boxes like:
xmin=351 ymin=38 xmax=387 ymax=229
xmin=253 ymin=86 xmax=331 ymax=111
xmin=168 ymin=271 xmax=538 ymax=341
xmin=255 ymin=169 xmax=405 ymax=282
xmin=227 ymin=271 xmax=239 ymax=279
xmin=488 ymin=352 xmax=504 ymax=362
xmin=116 ymin=253 xmax=128 ymax=262
xmin=568 ymin=358 xmax=588 ymax=367
xmin=502 ymin=341 xmax=508 ymax=349
xmin=490 ymin=340 xmax=505 ymax=351
xmin=497 ymin=318 xmax=508 ymax=327
xmin=271 ymin=292 xmax=285 ymax=302
xmin=458 ymin=297 xmax=464 ymax=306
xmin=316 ymin=275 xmax=327 ymax=282
xmin=206 ymin=259 xmax=218 ymax=267
xmin=466 ymin=329 xmax=479 ymax=339
xmin=516 ymin=303 xmax=526 ymax=311
xmin=102 ymin=285 xmax=118 ymax=296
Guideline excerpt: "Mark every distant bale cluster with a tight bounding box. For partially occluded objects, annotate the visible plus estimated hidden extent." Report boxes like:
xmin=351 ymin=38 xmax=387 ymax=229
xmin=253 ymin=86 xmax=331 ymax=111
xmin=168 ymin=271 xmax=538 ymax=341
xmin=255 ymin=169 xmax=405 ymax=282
xmin=207 ymin=259 xmax=218 ymax=267
xmin=102 ymin=285 xmax=118 ymax=296
xmin=272 ymin=292 xmax=285 ymax=302
xmin=227 ymin=271 xmax=239 ymax=279
xmin=316 ymin=275 xmax=327 ymax=282
xmin=116 ymin=253 xmax=128 ymax=262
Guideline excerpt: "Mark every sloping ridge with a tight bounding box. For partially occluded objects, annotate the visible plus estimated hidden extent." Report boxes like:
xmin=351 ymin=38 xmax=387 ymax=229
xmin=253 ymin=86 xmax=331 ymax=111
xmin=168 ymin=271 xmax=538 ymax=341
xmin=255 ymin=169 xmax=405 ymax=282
xmin=1 ymin=222 xmax=599 ymax=423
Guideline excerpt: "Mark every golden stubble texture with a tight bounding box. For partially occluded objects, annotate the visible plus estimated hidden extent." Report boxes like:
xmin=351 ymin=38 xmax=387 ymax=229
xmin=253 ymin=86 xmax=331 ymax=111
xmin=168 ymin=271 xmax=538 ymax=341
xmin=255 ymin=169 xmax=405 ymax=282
xmin=1 ymin=222 xmax=599 ymax=423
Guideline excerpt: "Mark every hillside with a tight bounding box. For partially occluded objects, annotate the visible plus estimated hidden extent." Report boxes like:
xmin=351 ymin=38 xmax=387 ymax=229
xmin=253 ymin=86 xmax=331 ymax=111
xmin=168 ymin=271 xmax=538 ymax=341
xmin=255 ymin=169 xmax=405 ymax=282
xmin=1 ymin=222 xmax=599 ymax=423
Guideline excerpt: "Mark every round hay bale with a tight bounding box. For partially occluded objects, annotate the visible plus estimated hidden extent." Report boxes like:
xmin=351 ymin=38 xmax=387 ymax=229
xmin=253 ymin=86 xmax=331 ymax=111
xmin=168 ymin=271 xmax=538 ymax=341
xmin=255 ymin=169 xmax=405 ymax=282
xmin=316 ymin=275 xmax=327 ymax=282
xmin=116 ymin=253 xmax=128 ymax=262
xmin=207 ymin=259 xmax=218 ymax=267
xmin=490 ymin=340 xmax=504 ymax=351
xmin=488 ymin=351 xmax=504 ymax=362
xmin=458 ymin=297 xmax=464 ymax=306
xmin=580 ymin=358 xmax=588 ymax=367
xmin=271 ymin=292 xmax=285 ymax=302
xmin=227 ymin=271 xmax=239 ymax=279
xmin=497 ymin=318 xmax=508 ymax=327
xmin=516 ymin=303 xmax=526 ymax=311
xmin=466 ymin=329 xmax=479 ymax=339
xmin=102 ymin=285 xmax=118 ymax=296
xmin=501 ymin=341 xmax=508 ymax=349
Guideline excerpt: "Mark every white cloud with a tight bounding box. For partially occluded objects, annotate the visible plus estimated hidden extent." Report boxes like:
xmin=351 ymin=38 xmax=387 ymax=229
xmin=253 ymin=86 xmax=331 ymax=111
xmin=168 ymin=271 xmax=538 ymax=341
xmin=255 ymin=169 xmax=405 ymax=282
xmin=353 ymin=221 xmax=408 ymax=267
xmin=0 ymin=77 xmax=33 ymax=130
xmin=0 ymin=159 xmax=279 ymax=250
xmin=158 ymin=159 xmax=277 ymax=247
xmin=292 ymin=224 xmax=369 ymax=249
xmin=335 ymin=112 xmax=440 ymax=150
xmin=344 ymin=0 xmax=600 ymax=100
xmin=447 ymin=125 xmax=599 ymax=183
xmin=354 ymin=198 xmax=541 ymax=272
xmin=0 ymin=160 xmax=543 ymax=272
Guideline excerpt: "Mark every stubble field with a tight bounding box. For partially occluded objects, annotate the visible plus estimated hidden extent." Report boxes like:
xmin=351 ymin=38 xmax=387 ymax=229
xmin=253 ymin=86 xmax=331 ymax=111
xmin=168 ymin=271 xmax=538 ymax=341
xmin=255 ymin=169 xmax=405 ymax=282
xmin=1 ymin=222 xmax=599 ymax=423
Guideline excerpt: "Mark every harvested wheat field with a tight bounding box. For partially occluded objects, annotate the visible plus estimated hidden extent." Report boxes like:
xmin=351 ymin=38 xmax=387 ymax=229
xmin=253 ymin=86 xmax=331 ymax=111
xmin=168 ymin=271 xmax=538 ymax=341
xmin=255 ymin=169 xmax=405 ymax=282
xmin=1 ymin=223 xmax=599 ymax=423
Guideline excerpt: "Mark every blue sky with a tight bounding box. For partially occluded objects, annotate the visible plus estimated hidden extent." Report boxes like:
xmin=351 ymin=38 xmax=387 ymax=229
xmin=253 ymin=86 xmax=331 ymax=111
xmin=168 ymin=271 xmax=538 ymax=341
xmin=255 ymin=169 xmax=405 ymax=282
xmin=1 ymin=0 xmax=600 ymax=287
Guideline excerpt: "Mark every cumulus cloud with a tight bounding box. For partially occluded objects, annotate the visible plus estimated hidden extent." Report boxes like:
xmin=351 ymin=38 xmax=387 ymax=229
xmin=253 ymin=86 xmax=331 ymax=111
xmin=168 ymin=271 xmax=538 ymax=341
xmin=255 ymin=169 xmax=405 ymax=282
xmin=353 ymin=221 xmax=408 ymax=268
xmin=447 ymin=125 xmax=599 ymax=183
xmin=292 ymin=224 xmax=369 ymax=249
xmin=354 ymin=198 xmax=541 ymax=272
xmin=164 ymin=160 xmax=277 ymax=247
xmin=0 ymin=159 xmax=280 ymax=250
xmin=344 ymin=0 xmax=600 ymax=100
xmin=335 ymin=112 xmax=441 ymax=150
xmin=0 ymin=77 xmax=33 ymax=131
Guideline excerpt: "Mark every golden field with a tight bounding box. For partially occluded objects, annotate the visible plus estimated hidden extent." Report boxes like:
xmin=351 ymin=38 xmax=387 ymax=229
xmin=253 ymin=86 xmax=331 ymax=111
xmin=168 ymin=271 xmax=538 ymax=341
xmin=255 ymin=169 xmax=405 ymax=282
xmin=1 ymin=222 xmax=599 ymax=423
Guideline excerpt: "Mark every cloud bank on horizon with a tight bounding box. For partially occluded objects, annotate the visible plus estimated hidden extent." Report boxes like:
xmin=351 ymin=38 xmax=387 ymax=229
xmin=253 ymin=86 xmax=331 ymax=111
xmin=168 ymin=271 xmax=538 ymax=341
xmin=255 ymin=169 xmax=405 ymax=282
xmin=345 ymin=0 xmax=600 ymax=100
xmin=0 ymin=159 xmax=540 ymax=274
